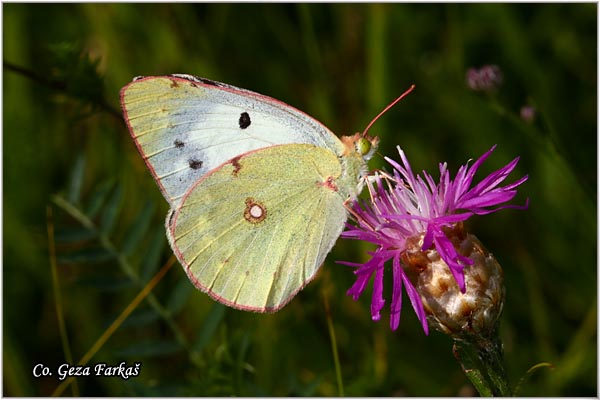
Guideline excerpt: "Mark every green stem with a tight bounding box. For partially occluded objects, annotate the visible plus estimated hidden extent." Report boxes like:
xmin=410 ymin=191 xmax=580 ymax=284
xmin=453 ymin=341 xmax=493 ymax=396
xmin=4 ymin=60 xmax=122 ymax=121
xmin=323 ymin=294 xmax=344 ymax=396
xmin=480 ymin=334 xmax=512 ymax=396
xmin=453 ymin=330 xmax=512 ymax=396
xmin=47 ymin=206 xmax=80 ymax=396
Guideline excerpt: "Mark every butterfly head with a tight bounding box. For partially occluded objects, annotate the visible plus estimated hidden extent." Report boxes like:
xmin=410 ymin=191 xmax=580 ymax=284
xmin=349 ymin=84 xmax=415 ymax=162
xmin=342 ymin=133 xmax=379 ymax=162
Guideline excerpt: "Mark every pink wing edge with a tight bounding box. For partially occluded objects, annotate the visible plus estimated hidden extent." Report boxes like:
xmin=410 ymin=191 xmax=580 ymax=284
xmin=119 ymin=78 xmax=173 ymax=205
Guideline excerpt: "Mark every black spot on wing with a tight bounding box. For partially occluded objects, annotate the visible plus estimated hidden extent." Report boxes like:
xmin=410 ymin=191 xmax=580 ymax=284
xmin=239 ymin=112 xmax=251 ymax=129
xmin=174 ymin=139 xmax=184 ymax=149
xmin=189 ymin=158 xmax=203 ymax=169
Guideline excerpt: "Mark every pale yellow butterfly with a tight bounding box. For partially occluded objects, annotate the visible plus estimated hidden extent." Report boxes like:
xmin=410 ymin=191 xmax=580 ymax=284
xmin=120 ymin=74 xmax=412 ymax=312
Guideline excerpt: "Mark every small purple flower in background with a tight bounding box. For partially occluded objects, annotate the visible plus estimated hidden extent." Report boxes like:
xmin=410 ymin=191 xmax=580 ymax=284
xmin=339 ymin=146 xmax=528 ymax=337
xmin=520 ymin=105 xmax=536 ymax=123
xmin=466 ymin=65 xmax=504 ymax=91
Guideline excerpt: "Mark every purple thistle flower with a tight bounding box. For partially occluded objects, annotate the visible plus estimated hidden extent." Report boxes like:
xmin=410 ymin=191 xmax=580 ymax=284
xmin=340 ymin=146 xmax=528 ymax=334
xmin=466 ymin=65 xmax=503 ymax=91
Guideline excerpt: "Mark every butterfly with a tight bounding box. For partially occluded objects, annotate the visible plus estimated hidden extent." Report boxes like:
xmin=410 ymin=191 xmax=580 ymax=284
xmin=120 ymin=74 xmax=411 ymax=312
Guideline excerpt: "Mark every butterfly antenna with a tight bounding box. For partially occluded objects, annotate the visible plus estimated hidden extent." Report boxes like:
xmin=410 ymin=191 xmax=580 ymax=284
xmin=362 ymin=84 xmax=416 ymax=137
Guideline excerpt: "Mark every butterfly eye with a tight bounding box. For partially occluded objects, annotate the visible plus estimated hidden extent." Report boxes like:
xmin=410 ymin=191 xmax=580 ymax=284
xmin=356 ymin=137 xmax=377 ymax=160
xmin=356 ymin=137 xmax=371 ymax=155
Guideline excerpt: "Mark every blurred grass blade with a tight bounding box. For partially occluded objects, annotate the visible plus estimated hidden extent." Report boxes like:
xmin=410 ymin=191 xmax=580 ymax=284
xmin=323 ymin=293 xmax=344 ymax=397
xmin=85 ymin=179 xmax=115 ymax=219
xmin=298 ymin=376 xmax=323 ymax=396
xmin=67 ymin=154 xmax=86 ymax=205
xmin=234 ymin=332 xmax=251 ymax=395
xmin=100 ymin=184 xmax=123 ymax=235
xmin=121 ymin=308 xmax=161 ymax=329
xmin=114 ymin=339 xmax=183 ymax=358
xmin=75 ymin=277 xmax=134 ymax=292
xmin=57 ymin=246 xmax=115 ymax=264
xmin=54 ymin=226 xmax=97 ymax=243
xmin=3 ymin=333 xmax=35 ymax=396
xmin=47 ymin=206 xmax=79 ymax=396
xmin=193 ymin=303 xmax=227 ymax=353
xmin=140 ymin=226 xmax=166 ymax=282
xmin=298 ymin=5 xmax=323 ymax=79
xmin=121 ymin=201 xmax=156 ymax=256
xmin=548 ymin=303 xmax=596 ymax=393
xmin=366 ymin=4 xmax=387 ymax=116
xmin=297 ymin=4 xmax=332 ymax=122
xmin=166 ymin=278 xmax=194 ymax=316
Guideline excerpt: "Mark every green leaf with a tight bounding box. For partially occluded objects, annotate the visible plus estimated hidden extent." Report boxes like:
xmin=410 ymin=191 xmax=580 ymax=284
xmin=514 ymin=362 xmax=555 ymax=396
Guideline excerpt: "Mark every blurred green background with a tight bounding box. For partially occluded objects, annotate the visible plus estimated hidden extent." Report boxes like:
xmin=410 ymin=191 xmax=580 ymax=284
xmin=3 ymin=3 xmax=596 ymax=396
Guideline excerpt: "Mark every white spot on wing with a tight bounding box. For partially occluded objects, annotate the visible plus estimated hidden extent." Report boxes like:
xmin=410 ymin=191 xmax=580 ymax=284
xmin=250 ymin=205 xmax=263 ymax=218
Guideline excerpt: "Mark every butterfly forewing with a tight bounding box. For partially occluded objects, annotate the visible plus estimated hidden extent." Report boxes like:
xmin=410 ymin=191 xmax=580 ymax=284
xmin=121 ymin=75 xmax=344 ymax=208
xmin=167 ymin=144 xmax=348 ymax=311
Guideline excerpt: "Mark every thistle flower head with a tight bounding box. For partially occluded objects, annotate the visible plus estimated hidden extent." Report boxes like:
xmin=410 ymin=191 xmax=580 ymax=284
xmin=340 ymin=146 xmax=528 ymax=335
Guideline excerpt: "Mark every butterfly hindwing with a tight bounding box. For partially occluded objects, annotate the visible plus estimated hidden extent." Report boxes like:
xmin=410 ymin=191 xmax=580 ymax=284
xmin=120 ymin=75 xmax=344 ymax=208
xmin=167 ymin=144 xmax=348 ymax=311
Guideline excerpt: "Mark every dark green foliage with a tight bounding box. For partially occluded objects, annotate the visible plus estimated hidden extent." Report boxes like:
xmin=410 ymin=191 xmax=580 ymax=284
xmin=3 ymin=3 xmax=596 ymax=396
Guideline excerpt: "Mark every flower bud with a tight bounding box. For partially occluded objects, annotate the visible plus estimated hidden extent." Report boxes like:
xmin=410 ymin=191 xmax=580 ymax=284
xmin=402 ymin=224 xmax=505 ymax=340
xmin=520 ymin=105 xmax=536 ymax=123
